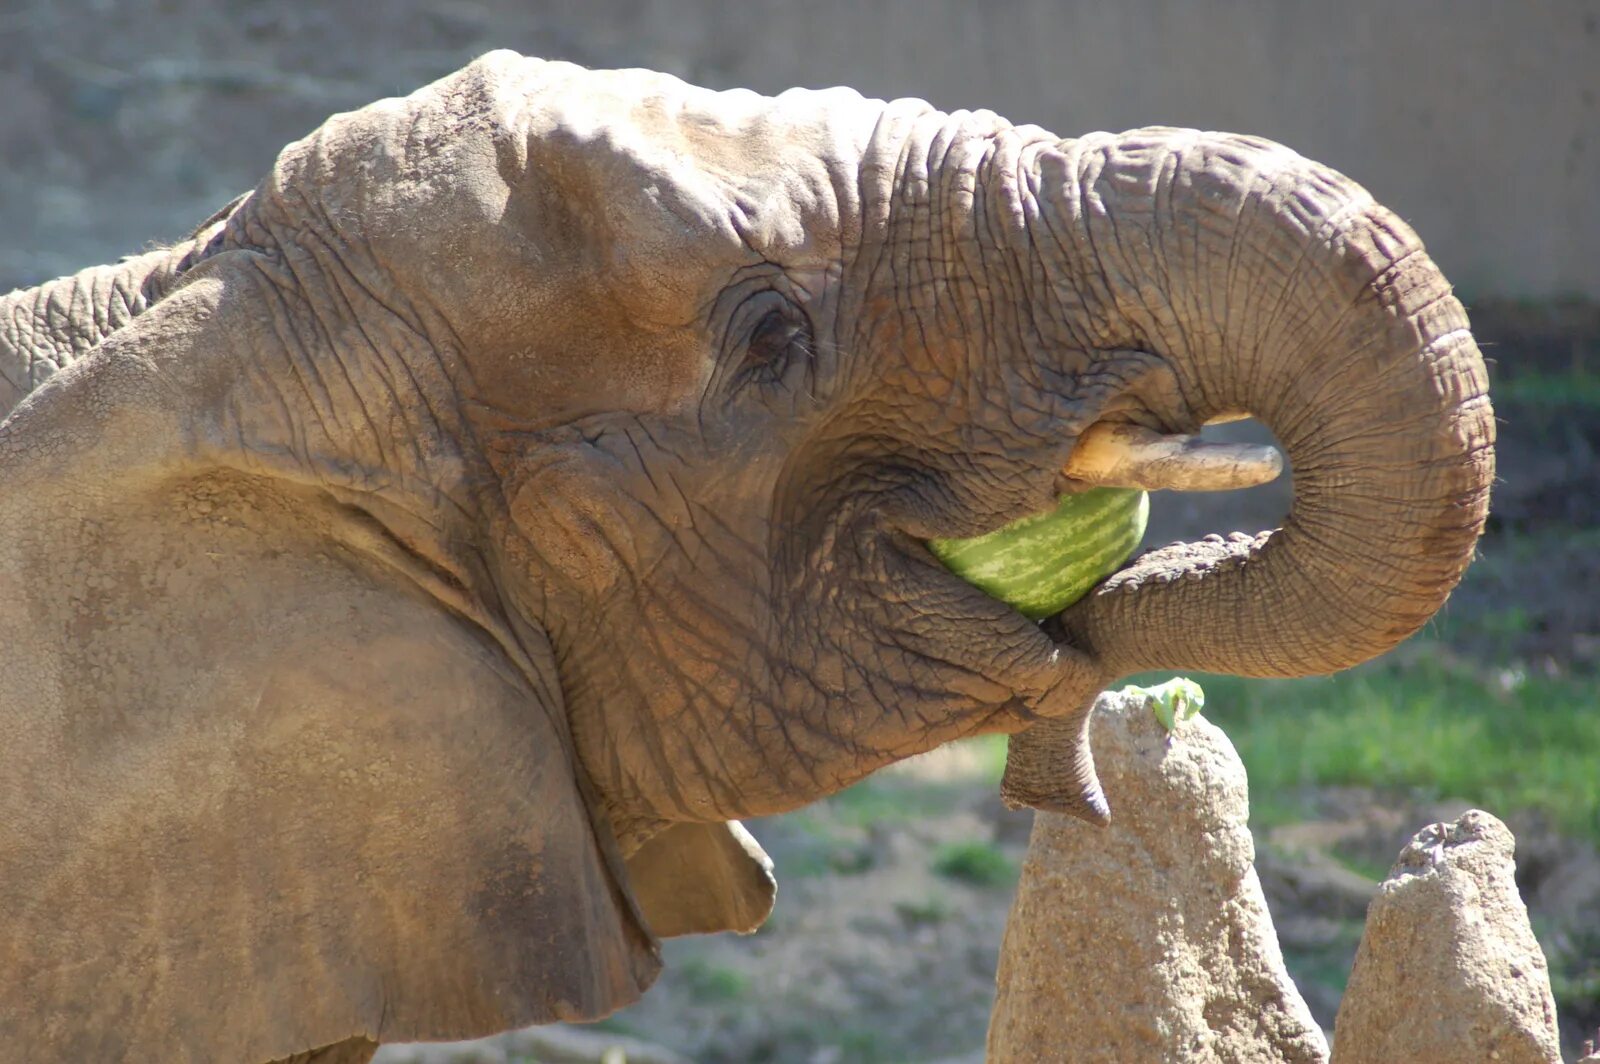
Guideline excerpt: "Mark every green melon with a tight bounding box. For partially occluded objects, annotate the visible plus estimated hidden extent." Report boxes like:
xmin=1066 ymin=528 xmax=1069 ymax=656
xmin=927 ymin=488 xmax=1149 ymax=620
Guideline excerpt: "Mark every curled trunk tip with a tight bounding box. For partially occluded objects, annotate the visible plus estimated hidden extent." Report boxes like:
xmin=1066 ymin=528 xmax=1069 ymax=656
xmin=1050 ymin=131 xmax=1493 ymax=679
xmin=1001 ymin=695 xmax=1110 ymax=825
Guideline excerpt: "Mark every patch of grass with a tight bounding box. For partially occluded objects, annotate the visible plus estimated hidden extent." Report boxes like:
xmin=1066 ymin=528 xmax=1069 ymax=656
xmin=755 ymin=1021 xmax=900 ymax=1064
xmin=675 ymin=957 xmax=749 ymax=1004
xmin=1280 ymin=918 xmax=1367 ymax=1000
xmin=1436 ymin=603 xmax=1534 ymax=643
xmin=931 ymin=840 xmax=1017 ymax=888
xmin=966 ymin=732 xmax=1011 ymax=784
xmin=832 ymin=1026 xmax=894 ymax=1060
xmin=1127 ymin=645 xmax=1600 ymax=846
xmin=1494 ymin=366 xmax=1600 ymax=408
xmin=821 ymin=776 xmax=962 ymax=827
xmin=809 ymin=734 xmax=1011 ymax=832
xmin=1547 ymin=923 xmax=1600 ymax=1028
xmin=1326 ymin=845 xmax=1393 ymax=885
xmin=779 ymin=765 xmax=987 ymax=877
xmin=1550 ymin=957 xmax=1600 ymax=1013
xmin=895 ymin=893 xmax=953 ymax=927
xmin=768 ymin=815 xmax=876 ymax=879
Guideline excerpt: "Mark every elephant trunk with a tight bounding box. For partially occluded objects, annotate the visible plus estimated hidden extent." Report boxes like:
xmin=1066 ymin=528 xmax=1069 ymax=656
xmin=1043 ymin=130 xmax=1494 ymax=679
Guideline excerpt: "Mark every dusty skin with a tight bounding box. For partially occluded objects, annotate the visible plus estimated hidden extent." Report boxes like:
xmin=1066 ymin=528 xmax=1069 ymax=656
xmin=0 ymin=53 xmax=1492 ymax=1061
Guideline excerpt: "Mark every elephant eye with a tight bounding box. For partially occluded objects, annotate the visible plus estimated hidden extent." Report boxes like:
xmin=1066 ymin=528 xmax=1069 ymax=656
xmin=741 ymin=305 xmax=814 ymax=388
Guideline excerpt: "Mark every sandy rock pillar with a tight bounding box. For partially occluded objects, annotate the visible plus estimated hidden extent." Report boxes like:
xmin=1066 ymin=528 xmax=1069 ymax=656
xmin=1331 ymin=810 xmax=1562 ymax=1064
xmin=986 ymin=688 xmax=1328 ymax=1063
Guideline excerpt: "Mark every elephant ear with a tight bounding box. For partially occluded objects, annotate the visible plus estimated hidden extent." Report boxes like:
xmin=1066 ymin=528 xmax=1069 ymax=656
xmin=625 ymin=822 xmax=777 ymax=937
xmin=0 ymin=265 xmax=660 ymax=1063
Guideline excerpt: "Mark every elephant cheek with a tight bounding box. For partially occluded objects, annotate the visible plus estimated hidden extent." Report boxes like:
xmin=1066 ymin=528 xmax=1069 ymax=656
xmin=507 ymin=471 xmax=629 ymax=600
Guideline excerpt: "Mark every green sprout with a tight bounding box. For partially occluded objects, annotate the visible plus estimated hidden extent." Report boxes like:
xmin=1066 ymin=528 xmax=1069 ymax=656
xmin=1122 ymin=676 xmax=1206 ymax=734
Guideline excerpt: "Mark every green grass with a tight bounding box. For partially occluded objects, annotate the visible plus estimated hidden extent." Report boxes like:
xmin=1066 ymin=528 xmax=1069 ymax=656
xmin=1493 ymin=366 xmax=1600 ymax=408
xmin=965 ymin=732 xmax=1011 ymax=784
xmin=831 ymin=1026 xmax=894 ymax=1060
xmin=1324 ymin=846 xmax=1393 ymax=884
xmin=758 ymin=1021 xmax=898 ymax=1063
xmin=769 ymin=816 xmax=877 ymax=879
xmin=780 ymin=773 xmax=994 ymax=879
xmin=812 ymin=626 xmax=1599 ymax=848
xmin=1281 ymin=919 xmax=1368 ymax=998
xmin=895 ymin=893 xmax=953 ymax=927
xmin=1116 ymin=649 xmax=1600 ymax=846
xmin=675 ymin=957 xmax=750 ymax=1003
xmin=812 ymin=611 xmax=1599 ymax=851
xmin=931 ymin=840 xmax=1017 ymax=887
xmin=1544 ymin=919 xmax=1600 ymax=1021
xmin=821 ymin=775 xmax=968 ymax=827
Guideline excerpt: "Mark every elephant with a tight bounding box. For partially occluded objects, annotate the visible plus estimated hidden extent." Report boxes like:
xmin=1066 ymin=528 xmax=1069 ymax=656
xmin=0 ymin=51 xmax=1493 ymax=1063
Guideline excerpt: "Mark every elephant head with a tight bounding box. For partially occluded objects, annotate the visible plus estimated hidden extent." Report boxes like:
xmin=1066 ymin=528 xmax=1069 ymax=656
xmin=0 ymin=52 xmax=1492 ymax=1061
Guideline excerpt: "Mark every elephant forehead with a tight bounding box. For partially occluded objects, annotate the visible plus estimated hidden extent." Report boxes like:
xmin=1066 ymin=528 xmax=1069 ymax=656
xmin=482 ymin=51 xmax=902 ymax=269
xmin=268 ymin=51 xmax=940 ymax=329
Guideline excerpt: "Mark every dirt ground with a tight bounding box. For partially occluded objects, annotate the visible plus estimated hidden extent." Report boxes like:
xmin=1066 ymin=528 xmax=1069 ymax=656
xmin=373 ymin=775 xmax=1600 ymax=1064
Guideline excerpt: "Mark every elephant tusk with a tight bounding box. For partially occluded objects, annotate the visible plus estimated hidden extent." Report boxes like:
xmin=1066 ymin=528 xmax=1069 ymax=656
xmin=1064 ymin=421 xmax=1284 ymax=492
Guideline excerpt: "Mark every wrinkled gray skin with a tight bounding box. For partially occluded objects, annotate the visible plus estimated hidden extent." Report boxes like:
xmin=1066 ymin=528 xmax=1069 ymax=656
xmin=0 ymin=53 xmax=1492 ymax=1063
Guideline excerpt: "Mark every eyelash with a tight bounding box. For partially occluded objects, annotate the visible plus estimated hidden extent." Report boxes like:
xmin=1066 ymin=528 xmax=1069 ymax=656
xmin=740 ymin=305 xmax=814 ymax=388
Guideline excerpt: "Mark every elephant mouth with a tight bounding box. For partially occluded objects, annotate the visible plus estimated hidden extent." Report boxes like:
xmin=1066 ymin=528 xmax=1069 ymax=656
xmin=917 ymin=420 xmax=1284 ymax=570
xmin=857 ymin=421 xmax=1284 ymax=719
xmin=881 ymin=419 xmax=1287 ymax=821
xmin=879 ymin=419 xmax=1286 ymax=638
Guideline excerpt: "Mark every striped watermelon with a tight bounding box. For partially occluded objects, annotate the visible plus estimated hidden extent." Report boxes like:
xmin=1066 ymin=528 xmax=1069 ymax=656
xmin=927 ymin=488 xmax=1148 ymax=620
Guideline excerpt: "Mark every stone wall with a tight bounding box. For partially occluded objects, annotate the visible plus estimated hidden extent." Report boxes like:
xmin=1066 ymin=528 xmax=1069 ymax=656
xmin=3 ymin=1 xmax=1595 ymax=298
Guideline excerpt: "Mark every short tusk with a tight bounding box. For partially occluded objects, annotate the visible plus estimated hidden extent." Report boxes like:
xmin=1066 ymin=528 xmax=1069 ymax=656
xmin=1064 ymin=421 xmax=1284 ymax=492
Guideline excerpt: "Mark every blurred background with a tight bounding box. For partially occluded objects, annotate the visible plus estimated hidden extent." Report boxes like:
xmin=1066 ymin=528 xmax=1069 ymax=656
xmin=2 ymin=2 xmax=1595 ymax=1060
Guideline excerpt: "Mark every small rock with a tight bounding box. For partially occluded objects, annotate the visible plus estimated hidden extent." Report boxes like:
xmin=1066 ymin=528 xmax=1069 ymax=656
xmin=1331 ymin=810 xmax=1561 ymax=1064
